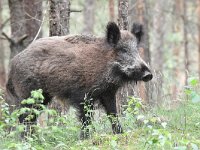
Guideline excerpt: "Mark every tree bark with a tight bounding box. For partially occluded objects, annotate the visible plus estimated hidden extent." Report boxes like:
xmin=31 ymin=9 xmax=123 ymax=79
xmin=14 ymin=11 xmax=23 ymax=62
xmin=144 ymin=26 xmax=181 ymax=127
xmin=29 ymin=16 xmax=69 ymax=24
xmin=0 ymin=0 xmax=6 ymax=88
xmin=59 ymin=0 xmax=70 ymax=35
xmin=151 ymin=0 xmax=165 ymax=105
xmin=198 ymin=0 xmax=200 ymax=80
xmin=8 ymin=0 xmax=27 ymax=58
xmin=49 ymin=0 xmax=70 ymax=36
xmin=8 ymin=0 xmax=42 ymax=59
xmin=49 ymin=0 xmax=61 ymax=36
xmin=118 ymin=0 xmax=128 ymax=30
xmin=182 ymin=0 xmax=189 ymax=85
xmin=24 ymin=0 xmax=43 ymax=46
xmin=82 ymin=0 xmax=95 ymax=34
xmin=109 ymin=0 xmax=115 ymax=21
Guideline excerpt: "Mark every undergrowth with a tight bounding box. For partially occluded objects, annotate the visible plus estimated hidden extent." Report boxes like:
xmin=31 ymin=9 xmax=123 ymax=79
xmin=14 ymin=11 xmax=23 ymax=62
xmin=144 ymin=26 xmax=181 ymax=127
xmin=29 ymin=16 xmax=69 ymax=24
xmin=0 ymin=77 xmax=199 ymax=150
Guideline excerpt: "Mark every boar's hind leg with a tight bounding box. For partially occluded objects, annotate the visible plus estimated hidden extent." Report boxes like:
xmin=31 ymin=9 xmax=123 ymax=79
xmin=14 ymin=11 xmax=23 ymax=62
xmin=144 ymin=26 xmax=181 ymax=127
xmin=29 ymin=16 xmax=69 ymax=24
xmin=100 ymin=94 xmax=123 ymax=134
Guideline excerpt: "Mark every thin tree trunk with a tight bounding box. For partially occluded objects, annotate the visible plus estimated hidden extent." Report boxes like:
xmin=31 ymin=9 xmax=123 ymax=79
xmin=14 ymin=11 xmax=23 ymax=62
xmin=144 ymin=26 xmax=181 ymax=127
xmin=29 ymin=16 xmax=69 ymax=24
xmin=8 ymin=0 xmax=42 ymax=59
xmin=8 ymin=0 xmax=27 ymax=58
xmin=82 ymin=0 xmax=95 ymax=34
xmin=118 ymin=0 xmax=128 ymax=30
xmin=49 ymin=0 xmax=61 ymax=36
xmin=24 ymin=0 xmax=43 ymax=46
xmin=109 ymin=0 xmax=115 ymax=21
xmin=49 ymin=0 xmax=70 ymax=36
xmin=198 ymin=0 xmax=200 ymax=80
xmin=183 ymin=0 xmax=189 ymax=85
xmin=60 ymin=0 xmax=70 ymax=35
xmin=0 ymin=0 xmax=6 ymax=88
xmin=172 ymin=0 xmax=182 ymax=102
xmin=152 ymin=0 xmax=165 ymax=105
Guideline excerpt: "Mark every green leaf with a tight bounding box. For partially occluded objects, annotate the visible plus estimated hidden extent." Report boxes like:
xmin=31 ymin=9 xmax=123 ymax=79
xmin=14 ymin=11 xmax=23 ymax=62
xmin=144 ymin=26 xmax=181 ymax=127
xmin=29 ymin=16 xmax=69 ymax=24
xmin=25 ymin=98 xmax=35 ymax=104
xmin=188 ymin=77 xmax=199 ymax=87
xmin=31 ymin=89 xmax=44 ymax=100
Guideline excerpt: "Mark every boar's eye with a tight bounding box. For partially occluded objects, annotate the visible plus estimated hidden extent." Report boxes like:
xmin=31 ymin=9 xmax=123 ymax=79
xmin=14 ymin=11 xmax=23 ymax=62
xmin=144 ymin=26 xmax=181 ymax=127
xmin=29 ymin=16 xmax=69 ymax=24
xmin=106 ymin=22 xmax=121 ymax=46
xmin=131 ymin=23 xmax=144 ymax=43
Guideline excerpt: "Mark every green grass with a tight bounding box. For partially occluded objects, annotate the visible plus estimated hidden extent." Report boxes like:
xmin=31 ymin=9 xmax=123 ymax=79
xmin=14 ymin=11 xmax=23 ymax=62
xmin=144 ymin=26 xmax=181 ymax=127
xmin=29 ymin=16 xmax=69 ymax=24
xmin=0 ymin=100 xmax=199 ymax=150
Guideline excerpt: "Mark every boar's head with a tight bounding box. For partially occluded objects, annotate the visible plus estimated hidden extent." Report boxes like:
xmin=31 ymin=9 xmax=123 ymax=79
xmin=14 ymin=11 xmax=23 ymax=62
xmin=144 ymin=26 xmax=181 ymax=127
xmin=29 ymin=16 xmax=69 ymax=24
xmin=106 ymin=22 xmax=153 ymax=82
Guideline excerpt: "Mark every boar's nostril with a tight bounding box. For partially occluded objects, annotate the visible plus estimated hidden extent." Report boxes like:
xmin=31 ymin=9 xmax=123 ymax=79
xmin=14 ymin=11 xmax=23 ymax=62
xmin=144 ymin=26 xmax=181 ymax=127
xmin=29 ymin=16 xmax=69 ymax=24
xmin=142 ymin=71 xmax=153 ymax=82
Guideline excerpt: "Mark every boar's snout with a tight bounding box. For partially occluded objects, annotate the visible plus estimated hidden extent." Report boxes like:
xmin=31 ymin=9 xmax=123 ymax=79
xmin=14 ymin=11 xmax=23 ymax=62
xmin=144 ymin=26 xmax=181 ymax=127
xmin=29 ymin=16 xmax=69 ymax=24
xmin=142 ymin=70 xmax=153 ymax=82
xmin=141 ymin=65 xmax=153 ymax=82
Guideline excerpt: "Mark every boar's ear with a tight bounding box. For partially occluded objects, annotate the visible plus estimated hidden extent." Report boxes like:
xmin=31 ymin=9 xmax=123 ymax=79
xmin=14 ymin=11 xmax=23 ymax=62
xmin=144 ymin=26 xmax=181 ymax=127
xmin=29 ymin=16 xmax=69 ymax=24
xmin=131 ymin=23 xmax=144 ymax=43
xmin=106 ymin=22 xmax=121 ymax=45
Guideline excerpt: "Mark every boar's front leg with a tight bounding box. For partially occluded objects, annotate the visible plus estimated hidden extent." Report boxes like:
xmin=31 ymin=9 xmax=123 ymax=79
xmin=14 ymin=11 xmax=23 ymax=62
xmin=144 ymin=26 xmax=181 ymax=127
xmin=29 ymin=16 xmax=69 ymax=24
xmin=100 ymin=94 xmax=123 ymax=134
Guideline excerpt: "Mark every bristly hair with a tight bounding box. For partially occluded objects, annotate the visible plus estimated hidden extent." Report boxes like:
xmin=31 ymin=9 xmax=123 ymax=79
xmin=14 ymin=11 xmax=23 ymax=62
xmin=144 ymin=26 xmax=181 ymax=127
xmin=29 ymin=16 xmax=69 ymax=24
xmin=106 ymin=22 xmax=121 ymax=45
xmin=131 ymin=23 xmax=144 ymax=43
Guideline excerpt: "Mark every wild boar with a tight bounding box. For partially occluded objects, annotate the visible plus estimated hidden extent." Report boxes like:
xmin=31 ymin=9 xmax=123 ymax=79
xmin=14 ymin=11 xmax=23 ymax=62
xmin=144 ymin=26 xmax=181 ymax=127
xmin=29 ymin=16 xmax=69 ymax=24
xmin=6 ymin=22 xmax=152 ymax=138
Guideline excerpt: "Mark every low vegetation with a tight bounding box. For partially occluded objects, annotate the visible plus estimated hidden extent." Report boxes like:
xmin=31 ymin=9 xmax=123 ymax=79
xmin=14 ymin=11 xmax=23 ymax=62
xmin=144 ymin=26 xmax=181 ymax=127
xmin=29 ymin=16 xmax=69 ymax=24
xmin=0 ymin=77 xmax=199 ymax=150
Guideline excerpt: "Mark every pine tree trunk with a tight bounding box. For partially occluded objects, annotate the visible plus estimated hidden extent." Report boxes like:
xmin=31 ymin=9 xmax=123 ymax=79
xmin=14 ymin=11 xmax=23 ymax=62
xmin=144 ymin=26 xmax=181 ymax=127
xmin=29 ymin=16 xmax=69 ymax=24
xmin=183 ymin=0 xmax=189 ymax=85
xmin=60 ymin=0 xmax=70 ymax=35
xmin=82 ymin=0 xmax=95 ymax=34
xmin=24 ymin=0 xmax=43 ymax=45
xmin=109 ymin=0 xmax=115 ymax=21
xmin=8 ymin=0 xmax=43 ymax=58
xmin=49 ymin=0 xmax=70 ymax=36
xmin=49 ymin=0 xmax=61 ymax=36
xmin=198 ymin=0 xmax=200 ymax=80
xmin=118 ymin=0 xmax=128 ymax=30
xmin=152 ymin=0 xmax=165 ymax=105
xmin=8 ymin=0 xmax=27 ymax=58
xmin=0 ymin=0 xmax=6 ymax=88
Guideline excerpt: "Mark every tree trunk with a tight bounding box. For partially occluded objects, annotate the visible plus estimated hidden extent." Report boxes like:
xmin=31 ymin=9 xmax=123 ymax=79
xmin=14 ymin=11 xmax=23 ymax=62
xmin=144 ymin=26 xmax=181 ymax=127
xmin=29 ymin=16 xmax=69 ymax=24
xmin=109 ymin=0 xmax=115 ymax=21
xmin=49 ymin=0 xmax=61 ymax=36
xmin=8 ymin=0 xmax=27 ymax=58
xmin=183 ymin=0 xmax=189 ymax=85
xmin=24 ymin=0 xmax=43 ymax=46
xmin=152 ymin=0 xmax=165 ymax=105
xmin=82 ymin=0 xmax=95 ymax=34
xmin=171 ymin=0 xmax=182 ymax=102
xmin=118 ymin=0 xmax=128 ymax=30
xmin=8 ymin=0 xmax=42 ymax=59
xmin=49 ymin=0 xmax=70 ymax=36
xmin=0 ymin=0 xmax=6 ymax=88
xmin=60 ymin=0 xmax=70 ymax=35
xmin=198 ymin=0 xmax=200 ymax=80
